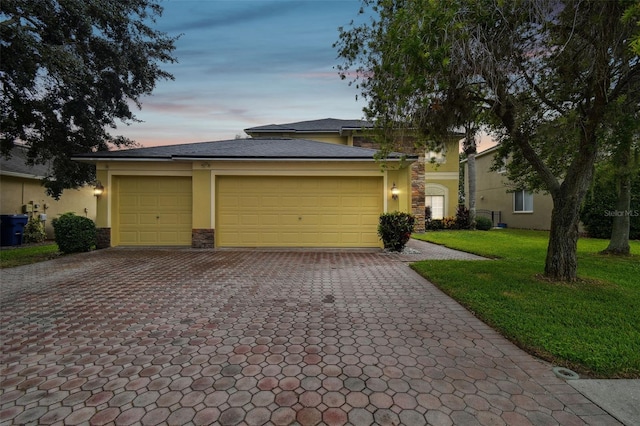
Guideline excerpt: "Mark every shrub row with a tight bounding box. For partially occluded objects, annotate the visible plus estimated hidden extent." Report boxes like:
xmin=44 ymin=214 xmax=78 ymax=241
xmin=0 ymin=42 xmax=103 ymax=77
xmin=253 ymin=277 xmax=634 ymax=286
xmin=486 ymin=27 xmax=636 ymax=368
xmin=425 ymin=205 xmax=492 ymax=231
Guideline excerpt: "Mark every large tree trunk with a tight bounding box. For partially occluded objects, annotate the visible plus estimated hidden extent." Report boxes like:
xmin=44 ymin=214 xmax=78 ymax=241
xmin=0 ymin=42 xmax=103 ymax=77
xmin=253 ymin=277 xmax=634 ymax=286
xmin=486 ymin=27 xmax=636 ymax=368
xmin=605 ymin=178 xmax=631 ymax=255
xmin=603 ymin=151 xmax=632 ymax=255
xmin=544 ymin=159 xmax=596 ymax=281
xmin=467 ymin=151 xmax=477 ymax=226
xmin=463 ymin=128 xmax=477 ymax=227
xmin=545 ymin=198 xmax=581 ymax=281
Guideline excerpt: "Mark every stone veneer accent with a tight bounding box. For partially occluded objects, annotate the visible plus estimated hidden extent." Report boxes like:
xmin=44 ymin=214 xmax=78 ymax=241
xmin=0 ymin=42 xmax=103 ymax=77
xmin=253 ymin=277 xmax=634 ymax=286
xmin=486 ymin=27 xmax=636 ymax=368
xmin=96 ymin=227 xmax=111 ymax=249
xmin=411 ymin=156 xmax=426 ymax=232
xmin=354 ymin=136 xmax=426 ymax=232
xmin=192 ymin=229 xmax=215 ymax=249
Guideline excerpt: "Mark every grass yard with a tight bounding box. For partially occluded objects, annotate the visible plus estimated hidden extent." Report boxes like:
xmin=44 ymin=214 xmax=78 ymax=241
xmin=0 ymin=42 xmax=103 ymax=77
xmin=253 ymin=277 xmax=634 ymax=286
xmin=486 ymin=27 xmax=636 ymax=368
xmin=411 ymin=229 xmax=640 ymax=378
xmin=0 ymin=243 xmax=60 ymax=268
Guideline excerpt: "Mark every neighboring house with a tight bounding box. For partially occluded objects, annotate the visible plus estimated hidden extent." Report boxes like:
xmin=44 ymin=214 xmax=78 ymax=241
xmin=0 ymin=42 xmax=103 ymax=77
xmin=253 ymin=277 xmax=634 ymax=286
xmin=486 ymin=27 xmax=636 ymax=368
xmin=1 ymin=145 xmax=96 ymax=240
xmin=246 ymin=118 xmax=462 ymax=228
xmin=72 ymin=138 xmax=417 ymax=249
xmin=462 ymin=145 xmax=553 ymax=230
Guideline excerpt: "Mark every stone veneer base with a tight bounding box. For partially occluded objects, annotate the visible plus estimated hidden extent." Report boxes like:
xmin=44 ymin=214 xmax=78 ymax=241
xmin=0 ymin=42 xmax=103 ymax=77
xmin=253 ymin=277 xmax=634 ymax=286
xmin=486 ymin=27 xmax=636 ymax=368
xmin=96 ymin=228 xmax=111 ymax=249
xmin=192 ymin=229 xmax=215 ymax=249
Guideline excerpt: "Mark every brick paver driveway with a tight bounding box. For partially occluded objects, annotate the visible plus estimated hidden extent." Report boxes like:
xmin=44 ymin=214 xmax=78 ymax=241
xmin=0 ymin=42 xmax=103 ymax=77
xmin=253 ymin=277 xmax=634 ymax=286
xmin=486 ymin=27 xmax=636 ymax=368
xmin=1 ymin=245 xmax=618 ymax=425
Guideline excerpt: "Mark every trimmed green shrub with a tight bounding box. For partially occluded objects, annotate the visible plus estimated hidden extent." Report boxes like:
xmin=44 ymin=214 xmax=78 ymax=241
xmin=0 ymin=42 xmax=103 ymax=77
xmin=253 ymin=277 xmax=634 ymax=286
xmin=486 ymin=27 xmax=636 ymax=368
xmin=52 ymin=213 xmax=96 ymax=253
xmin=426 ymin=219 xmax=444 ymax=231
xmin=23 ymin=216 xmax=47 ymax=244
xmin=455 ymin=205 xmax=472 ymax=230
xmin=378 ymin=212 xmax=416 ymax=252
xmin=475 ymin=216 xmax=493 ymax=231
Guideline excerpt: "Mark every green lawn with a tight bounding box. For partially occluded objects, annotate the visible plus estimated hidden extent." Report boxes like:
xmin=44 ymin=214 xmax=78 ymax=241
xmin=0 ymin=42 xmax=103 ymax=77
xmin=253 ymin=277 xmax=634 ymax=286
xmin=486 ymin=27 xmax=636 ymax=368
xmin=411 ymin=229 xmax=640 ymax=378
xmin=0 ymin=243 xmax=60 ymax=268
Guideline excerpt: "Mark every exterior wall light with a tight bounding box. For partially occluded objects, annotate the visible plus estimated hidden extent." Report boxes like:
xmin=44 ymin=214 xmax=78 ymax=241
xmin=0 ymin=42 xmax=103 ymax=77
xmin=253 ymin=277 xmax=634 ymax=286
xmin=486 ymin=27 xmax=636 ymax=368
xmin=391 ymin=182 xmax=400 ymax=200
xmin=93 ymin=181 xmax=104 ymax=197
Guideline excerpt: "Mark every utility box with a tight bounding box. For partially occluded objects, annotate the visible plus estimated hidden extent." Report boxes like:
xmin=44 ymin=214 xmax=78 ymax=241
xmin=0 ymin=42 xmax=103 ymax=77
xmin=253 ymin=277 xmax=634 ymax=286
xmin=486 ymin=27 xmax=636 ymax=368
xmin=22 ymin=204 xmax=33 ymax=213
xmin=0 ymin=214 xmax=29 ymax=246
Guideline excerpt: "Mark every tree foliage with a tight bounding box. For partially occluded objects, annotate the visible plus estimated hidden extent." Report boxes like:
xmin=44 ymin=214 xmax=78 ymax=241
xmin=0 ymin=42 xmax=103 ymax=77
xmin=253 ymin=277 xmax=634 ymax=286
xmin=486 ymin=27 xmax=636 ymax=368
xmin=1 ymin=0 xmax=178 ymax=198
xmin=336 ymin=0 xmax=640 ymax=281
xmin=580 ymin=161 xmax=640 ymax=241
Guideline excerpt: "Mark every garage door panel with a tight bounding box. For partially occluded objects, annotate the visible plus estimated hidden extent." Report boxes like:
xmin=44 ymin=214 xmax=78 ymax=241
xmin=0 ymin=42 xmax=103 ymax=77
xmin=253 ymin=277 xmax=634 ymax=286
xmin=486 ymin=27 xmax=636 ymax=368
xmin=116 ymin=176 xmax=192 ymax=246
xmin=158 ymin=196 xmax=180 ymax=208
xmin=321 ymin=215 xmax=340 ymax=225
xmin=218 ymin=195 xmax=239 ymax=207
xmin=260 ymin=233 xmax=279 ymax=244
xmin=260 ymin=215 xmax=279 ymax=226
xmin=119 ymin=231 xmax=137 ymax=244
xmin=362 ymin=214 xmax=381 ymax=225
xmin=220 ymin=214 xmax=239 ymax=225
xmin=319 ymin=233 xmax=340 ymax=244
xmin=303 ymin=215 xmax=320 ymax=225
xmin=139 ymin=214 xmax=158 ymax=225
xmin=119 ymin=213 xmax=137 ymax=225
xmin=241 ymin=214 xmax=259 ymax=226
xmin=281 ymin=215 xmax=300 ymax=225
xmin=300 ymin=232 xmax=320 ymax=243
xmin=159 ymin=214 xmax=178 ymax=225
xmin=217 ymin=176 xmax=382 ymax=247
xmin=262 ymin=196 xmax=280 ymax=207
xmin=318 ymin=196 xmax=339 ymax=207
xmin=240 ymin=196 xmax=260 ymax=208
xmin=139 ymin=232 xmax=159 ymax=243
xmin=362 ymin=197 xmax=381 ymax=208
xmin=280 ymin=197 xmax=301 ymax=208
xmin=340 ymin=232 xmax=360 ymax=244
xmin=298 ymin=197 xmax=318 ymax=208
xmin=140 ymin=196 xmax=158 ymax=207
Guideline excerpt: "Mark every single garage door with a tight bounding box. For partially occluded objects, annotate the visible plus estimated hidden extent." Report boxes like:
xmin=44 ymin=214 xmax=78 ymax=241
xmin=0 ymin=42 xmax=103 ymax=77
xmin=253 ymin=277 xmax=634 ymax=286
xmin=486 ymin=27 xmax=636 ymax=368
xmin=217 ymin=176 xmax=383 ymax=247
xmin=116 ymin=176 xmax=192 ymax=246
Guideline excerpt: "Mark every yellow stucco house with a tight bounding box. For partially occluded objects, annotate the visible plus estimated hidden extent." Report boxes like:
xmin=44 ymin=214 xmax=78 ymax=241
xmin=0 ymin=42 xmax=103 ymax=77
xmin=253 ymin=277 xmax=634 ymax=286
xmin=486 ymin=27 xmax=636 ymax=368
xmin=245 ymin=118 xmax=461 ymax=226
xmin=1 ymin=145 xmax=96 ymax=241
xmin=73 ymin=136 xmax=417 ymax=249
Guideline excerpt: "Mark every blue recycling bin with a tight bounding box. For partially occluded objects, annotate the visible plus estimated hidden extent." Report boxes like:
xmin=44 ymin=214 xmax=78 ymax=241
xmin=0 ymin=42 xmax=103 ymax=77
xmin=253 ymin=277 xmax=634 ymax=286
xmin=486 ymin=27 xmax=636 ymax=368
xmin=0 ymin=214 xmax=29 ymax=246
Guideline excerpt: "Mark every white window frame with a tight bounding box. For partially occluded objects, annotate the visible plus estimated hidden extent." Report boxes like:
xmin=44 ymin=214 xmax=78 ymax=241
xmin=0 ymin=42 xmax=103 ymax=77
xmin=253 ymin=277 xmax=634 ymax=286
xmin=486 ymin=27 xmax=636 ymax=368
xmin=514 ymin=190 xmax=534 ymax=213
xmin=426 ymin=195 xmax=445 ymax=219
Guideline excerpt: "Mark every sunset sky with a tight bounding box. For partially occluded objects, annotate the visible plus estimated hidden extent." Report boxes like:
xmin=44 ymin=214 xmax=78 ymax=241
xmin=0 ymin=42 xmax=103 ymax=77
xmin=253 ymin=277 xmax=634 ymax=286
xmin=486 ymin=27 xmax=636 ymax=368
xmin=116 ymin=0 xmax=368 ymax=147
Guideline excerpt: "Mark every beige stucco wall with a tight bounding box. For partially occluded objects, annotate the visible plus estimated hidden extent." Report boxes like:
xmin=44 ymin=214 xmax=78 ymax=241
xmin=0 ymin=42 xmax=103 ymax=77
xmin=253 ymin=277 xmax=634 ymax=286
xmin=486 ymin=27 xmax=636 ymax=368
xmin=0 ymin=175 xmax=96 ymax=238
xmin=466 ymin=150 xmax=553 ymax=230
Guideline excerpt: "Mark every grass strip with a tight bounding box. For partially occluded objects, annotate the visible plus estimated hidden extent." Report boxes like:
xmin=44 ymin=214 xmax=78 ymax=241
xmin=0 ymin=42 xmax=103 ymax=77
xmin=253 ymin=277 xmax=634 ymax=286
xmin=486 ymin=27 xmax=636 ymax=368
xmin=0 ymin=243 xmax=60 ymax=268
xmin=411 ymin=229 xmax=640 ymax=378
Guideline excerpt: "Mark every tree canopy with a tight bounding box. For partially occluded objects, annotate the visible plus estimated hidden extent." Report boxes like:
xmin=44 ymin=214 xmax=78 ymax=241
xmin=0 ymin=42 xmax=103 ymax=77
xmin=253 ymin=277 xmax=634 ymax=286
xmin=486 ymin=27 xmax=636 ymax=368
xmin=336 ymin=0 xmax=640 ymax=281
xmin=1 ymin=0 xmax=178 ymax=198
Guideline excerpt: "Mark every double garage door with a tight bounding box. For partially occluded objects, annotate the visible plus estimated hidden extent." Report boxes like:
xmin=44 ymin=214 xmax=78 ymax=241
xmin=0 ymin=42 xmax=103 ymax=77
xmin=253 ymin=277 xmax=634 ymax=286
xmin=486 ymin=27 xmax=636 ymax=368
xmin=115 ymin=175 xmax=383 ymax=247
xmin=216 ymin=176 xmax=383 ymax=247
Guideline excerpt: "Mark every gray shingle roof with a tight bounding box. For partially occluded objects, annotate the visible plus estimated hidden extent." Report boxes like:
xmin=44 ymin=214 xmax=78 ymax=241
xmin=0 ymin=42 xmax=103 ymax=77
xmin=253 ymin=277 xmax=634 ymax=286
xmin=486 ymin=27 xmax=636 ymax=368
xmin=244 ymin=118 xmax=374 ymax=134
xmin=1 ymin=145 xmax=51 ymax=179
xmin=73 ymin=138 xmax=415 ymax=162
